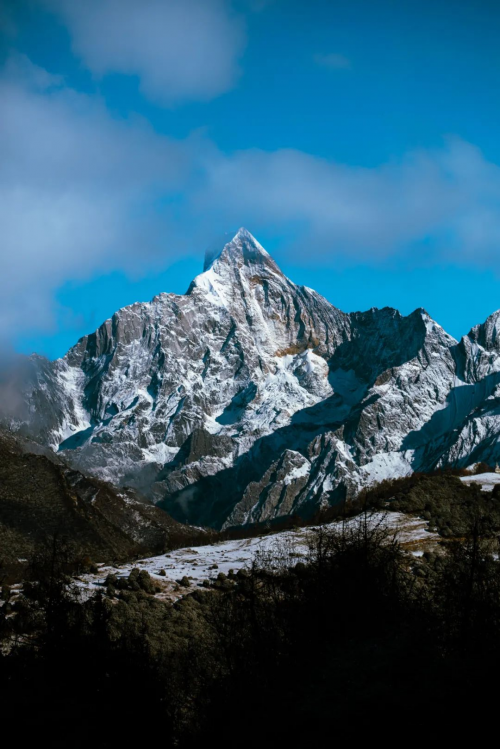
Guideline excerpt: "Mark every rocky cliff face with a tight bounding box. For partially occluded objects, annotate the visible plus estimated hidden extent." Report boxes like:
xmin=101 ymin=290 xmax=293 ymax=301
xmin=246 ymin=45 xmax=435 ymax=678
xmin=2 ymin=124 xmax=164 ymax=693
xmin=6 ymin=228 xmax=500 ymax=528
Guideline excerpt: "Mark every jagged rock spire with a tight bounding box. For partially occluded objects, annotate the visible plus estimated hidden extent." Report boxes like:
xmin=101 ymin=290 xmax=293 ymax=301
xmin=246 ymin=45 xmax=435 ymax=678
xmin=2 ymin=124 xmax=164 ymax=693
xmin=203 ymin=227 xmax=274 ymax=272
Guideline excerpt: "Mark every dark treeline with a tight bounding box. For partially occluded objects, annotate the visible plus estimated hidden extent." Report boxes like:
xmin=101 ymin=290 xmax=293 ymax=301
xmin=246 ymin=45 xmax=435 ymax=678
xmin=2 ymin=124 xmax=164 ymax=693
xmin=1 ymin=503 xmax=500 ymax=746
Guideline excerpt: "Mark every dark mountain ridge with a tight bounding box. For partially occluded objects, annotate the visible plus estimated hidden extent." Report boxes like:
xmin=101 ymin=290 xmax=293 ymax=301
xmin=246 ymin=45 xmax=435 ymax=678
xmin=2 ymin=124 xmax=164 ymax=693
xmin=0 ymin=430 xmax=185 ymax=581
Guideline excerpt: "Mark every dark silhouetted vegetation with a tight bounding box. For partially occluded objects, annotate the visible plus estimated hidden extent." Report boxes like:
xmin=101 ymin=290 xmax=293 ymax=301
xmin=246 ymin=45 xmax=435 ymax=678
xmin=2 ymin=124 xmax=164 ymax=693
xmin=473 ymin=461 xmax=495 ymax=474
xmin=362 ymin=472 xmax=500 ymax=538
xmin=2 ymin=506 xmax=500 ymax=745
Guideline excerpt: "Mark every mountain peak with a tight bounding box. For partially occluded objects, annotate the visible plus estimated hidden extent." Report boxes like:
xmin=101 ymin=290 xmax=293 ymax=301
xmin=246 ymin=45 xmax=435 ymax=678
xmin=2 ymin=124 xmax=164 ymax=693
xmin=190 ymin=228 xmax=286 ymax=307
xmin=203 ymin=228 xmax=272 ymax=272
xmin=234 ymin=226 xmax=257 ymax=242
xmin=467 ymin=308 xmax=500 ymax=351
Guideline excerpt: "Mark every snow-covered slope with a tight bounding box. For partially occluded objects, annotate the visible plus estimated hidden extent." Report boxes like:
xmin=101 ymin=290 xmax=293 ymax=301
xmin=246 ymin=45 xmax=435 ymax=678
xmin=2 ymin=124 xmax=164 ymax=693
xmin=460 ymin=472 xmax=500 ymax=492
xmin=77 ymin=511 xmax=440 ymax=601
xmin=7 ymin=228 xmax=500 ymax=528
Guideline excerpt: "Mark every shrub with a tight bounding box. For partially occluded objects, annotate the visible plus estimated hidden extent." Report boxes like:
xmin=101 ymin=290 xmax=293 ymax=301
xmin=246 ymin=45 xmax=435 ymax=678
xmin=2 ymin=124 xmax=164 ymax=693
xmin=474 ymin=461 xmax=494 ymax=474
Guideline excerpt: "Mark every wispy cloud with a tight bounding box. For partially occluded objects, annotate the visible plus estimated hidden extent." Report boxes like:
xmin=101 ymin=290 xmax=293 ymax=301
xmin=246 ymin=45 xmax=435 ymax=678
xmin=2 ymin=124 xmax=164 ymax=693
xmin=43 ymin=0 xmax=246 ymax=105
xmin=196 ymin=138 xmax=500 ymax=264
xmin=2 ymin=52 xmax=500 ymax=347
xmin=0 ymin=54 xmax=196 ymax=343
xmin=314 ymin=52 xmax=352 ymax=70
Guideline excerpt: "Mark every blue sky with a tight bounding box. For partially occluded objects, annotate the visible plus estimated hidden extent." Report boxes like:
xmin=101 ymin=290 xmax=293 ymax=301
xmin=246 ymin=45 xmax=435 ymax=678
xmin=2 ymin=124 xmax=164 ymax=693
xmin=2 ymin=0 xmax=500 ymax=359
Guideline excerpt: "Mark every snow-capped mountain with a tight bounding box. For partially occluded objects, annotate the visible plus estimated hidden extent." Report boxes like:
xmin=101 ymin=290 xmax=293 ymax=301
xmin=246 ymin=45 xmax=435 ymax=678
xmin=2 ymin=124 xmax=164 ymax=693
xmin=7 ymin=228 xmax=500 ymax=528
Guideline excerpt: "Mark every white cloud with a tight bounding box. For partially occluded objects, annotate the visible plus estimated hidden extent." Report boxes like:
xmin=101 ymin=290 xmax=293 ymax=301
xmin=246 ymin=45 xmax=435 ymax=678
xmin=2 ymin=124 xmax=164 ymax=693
xmin=195 ymin=138 xmax=500 ymax=263
xmin=314 ymin=52 xmax=351 ymax=70
xmin=0 ymin=54 xmax=196 ymax=342
xmin=2 ymin=48 xmax=64 ymax=90
xmin=44 ymin=0 xmax=246 ymax=105
xmin=3 ymin=53 xmax=500 ymax=350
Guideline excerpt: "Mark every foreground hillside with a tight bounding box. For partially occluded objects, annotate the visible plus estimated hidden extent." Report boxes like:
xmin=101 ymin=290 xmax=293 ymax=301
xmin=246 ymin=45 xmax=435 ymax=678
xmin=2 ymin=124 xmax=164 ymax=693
xmin=71 ymin=470 xmax=500 ymax=600
xmin=76 ymin=510 xmax=439 ymax=601
xmin=0 ymin=431 xmax=188 ymax=581
xmin=2 ymin=477 xmax=500 ymax=746
xmin=6 ymin=228 xmax=500 ymax=529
